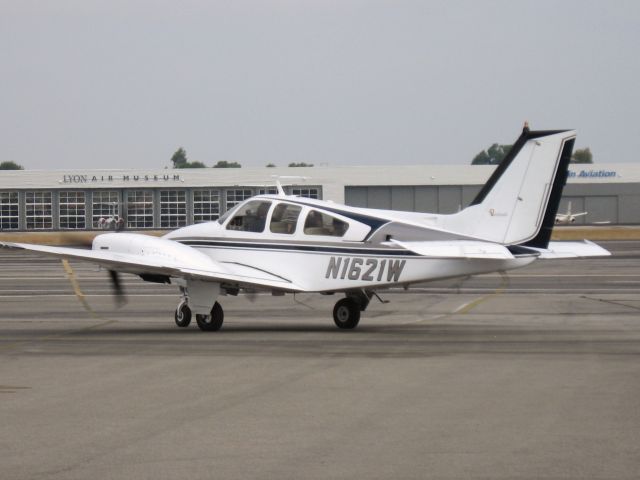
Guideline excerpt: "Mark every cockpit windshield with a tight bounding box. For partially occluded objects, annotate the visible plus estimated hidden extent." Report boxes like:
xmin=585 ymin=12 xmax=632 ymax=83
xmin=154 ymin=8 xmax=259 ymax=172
xmin=217 ymin=203 xmax=241 ymax=225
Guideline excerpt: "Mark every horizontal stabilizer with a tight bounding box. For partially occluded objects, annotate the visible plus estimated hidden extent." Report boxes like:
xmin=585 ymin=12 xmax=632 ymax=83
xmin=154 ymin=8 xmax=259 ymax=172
xmin=526 ymin=240 xmax=611 ymax=259
xmin=388 ymin=240 xmax=515 ymax=259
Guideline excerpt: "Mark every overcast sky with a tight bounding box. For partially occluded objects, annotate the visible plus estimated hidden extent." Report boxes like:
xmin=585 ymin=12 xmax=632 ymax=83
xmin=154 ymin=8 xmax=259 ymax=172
xmin=1 ymin=0 xmax=639 ymax=170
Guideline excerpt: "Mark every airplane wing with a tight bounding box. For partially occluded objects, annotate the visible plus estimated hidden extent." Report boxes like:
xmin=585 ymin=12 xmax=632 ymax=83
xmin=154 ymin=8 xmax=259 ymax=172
xmin=388 ymin=239 xmax=516 ymax=259
xmin=0 ymin=241 xmax=303 ymax=292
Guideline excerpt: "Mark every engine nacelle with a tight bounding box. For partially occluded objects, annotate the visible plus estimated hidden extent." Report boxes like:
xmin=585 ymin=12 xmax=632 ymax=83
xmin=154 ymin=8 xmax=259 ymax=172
xmin=93 ymin=233 xmax=222 ymax=314
xmin=92 ymin=233 xmax=213 ymax=271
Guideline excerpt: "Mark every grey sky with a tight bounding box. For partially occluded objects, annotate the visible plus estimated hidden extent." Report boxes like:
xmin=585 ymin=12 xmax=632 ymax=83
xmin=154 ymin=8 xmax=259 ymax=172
xmin=2 ymin=0 xmax=639 ymax=169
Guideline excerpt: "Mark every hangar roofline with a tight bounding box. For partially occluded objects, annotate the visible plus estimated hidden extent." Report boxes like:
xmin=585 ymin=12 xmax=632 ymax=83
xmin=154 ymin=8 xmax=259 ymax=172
xmin=0 ymin=163 xmax=636 ymax=192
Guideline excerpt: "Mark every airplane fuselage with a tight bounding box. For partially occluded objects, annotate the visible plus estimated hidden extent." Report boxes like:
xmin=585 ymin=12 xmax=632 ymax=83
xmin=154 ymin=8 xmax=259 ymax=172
xmin=165 ymin=209 xmax=535 ymax=293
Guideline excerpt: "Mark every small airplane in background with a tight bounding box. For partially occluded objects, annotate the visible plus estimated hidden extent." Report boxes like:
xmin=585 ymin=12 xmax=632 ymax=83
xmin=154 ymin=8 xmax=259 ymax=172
xmin=555 ymin=201 xmax=588 ymax=224
xmin=1 ymin=125 xmax=610 ymax=331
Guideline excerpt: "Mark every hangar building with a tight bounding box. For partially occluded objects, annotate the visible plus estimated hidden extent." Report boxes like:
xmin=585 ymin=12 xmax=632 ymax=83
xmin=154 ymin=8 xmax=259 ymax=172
xmin=0 ymin=163 xmax=638 ymax=232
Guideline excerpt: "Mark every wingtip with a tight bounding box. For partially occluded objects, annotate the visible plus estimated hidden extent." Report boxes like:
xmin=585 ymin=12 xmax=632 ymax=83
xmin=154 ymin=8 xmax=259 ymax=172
xmin=0 ymin=241 xmax=23 ymax=250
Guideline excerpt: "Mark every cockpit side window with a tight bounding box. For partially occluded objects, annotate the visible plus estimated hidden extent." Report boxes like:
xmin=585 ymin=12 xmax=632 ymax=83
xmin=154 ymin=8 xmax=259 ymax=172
xmin=270 ymin=203 xmax=302 ymax=234
xmin=226 ymin=200 xmax=272 ymax=232
xmin=303 ymin=210 xmax=349 ymax=237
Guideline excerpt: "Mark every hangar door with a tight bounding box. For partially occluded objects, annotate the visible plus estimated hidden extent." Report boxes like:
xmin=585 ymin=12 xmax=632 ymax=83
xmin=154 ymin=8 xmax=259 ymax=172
xmin=344 ymin=186 xmax=481 ymax=214
xmin=585 ymin=196 xmax=617 ymax=224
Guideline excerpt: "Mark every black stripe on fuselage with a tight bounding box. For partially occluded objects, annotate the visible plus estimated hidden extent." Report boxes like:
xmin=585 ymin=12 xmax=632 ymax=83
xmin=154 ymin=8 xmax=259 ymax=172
xmin=177 ymin=239 xmax=419 ymax=257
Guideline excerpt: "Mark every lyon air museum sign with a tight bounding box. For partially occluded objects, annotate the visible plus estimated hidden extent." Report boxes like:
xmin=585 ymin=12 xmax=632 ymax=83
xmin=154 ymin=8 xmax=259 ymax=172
xmin=62 ymin=173 xmax=182 ymax=184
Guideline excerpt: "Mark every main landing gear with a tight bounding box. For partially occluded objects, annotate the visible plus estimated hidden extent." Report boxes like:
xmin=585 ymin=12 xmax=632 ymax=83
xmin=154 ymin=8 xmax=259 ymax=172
xmin=332 ymin=290 xmax=374 ymax=330
xmin=174 ymin=301 xmax=224 ymax=331
xmin=174 ymin=289 xmax=377 ymax=331
xmin=333 ymin=298 xmax=361 ymax=329
xmin=195 ymin=302 xmax=224 ymax=331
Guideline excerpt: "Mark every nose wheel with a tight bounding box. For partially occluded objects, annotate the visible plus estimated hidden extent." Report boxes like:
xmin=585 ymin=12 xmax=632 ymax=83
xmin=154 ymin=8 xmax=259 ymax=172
xmin=174 ymin=300 xmax=224 ymax=331
xmin=196 ymin=302 xmax=224 ymax=331
xmin=333 ymin=298 xmax=361 ymax=329
xmin=174 ymin=302 xmax=192 ymax=327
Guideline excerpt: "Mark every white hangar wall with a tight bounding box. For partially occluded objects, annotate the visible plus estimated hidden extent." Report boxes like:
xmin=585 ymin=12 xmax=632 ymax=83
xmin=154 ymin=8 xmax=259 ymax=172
xmin=343 ymin=164 xmax=640 ymax=225
xmin=0 ymin=164 xmax=638 ymax=231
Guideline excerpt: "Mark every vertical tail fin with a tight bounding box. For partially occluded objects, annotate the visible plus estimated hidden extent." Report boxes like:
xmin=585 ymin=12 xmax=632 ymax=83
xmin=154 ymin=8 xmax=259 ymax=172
xmin=442 ymin=126 xmax=576 ymax=246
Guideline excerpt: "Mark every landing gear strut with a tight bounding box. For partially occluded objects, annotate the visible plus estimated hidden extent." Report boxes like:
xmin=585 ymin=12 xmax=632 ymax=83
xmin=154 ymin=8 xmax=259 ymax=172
xmin=196 ymin=302 xmax=224 ymax=331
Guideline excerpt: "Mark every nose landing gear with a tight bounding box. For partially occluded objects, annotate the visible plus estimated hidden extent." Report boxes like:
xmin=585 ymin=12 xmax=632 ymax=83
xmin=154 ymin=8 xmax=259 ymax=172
xmin=174 ymin=301 xmax=192 ymax=328
xmin=174 ymin=285 xmax=224 ymax=331
xmin=195 ymin=302 xmax=224 ymax=331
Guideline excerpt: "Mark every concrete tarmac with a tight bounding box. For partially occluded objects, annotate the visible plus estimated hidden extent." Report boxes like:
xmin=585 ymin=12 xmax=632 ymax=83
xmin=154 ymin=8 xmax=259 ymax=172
xmin=1 ymin=241 xmax=639 ymax=479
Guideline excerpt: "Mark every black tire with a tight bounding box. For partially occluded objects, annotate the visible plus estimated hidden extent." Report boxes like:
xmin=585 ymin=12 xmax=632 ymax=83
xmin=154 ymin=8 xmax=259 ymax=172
xmin=174 ymin=303 xmax=192 ymax=328
xmin=196 ymin=302 xmax=224 ymax=331
xmin=333 ymin=298 xmax=361 ymax=329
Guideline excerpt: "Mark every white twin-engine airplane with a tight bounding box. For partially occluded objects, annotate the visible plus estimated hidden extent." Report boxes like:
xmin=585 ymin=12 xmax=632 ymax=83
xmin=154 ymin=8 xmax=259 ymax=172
xmin=555 ymin=201 xmax=588 ymax=224
xmin=1 ymin=126 xmax=610 ymax=331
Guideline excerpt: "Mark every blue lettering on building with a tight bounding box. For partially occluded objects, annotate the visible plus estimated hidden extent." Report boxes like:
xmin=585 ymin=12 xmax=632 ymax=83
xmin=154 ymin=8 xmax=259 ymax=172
xmin=567 ymin=170 xmax=616 ymax=179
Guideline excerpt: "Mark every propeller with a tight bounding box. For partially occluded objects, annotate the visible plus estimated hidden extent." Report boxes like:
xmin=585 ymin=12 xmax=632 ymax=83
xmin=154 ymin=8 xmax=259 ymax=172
xmin=108 ymin=270 xmax=127 ymax=307
xmin=62 ymin=259 xmax=98 ymax=318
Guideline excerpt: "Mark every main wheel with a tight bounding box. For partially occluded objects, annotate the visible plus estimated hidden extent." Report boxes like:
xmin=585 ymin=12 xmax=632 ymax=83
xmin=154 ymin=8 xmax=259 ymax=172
xmin=333 ymin=298 xmax=361 ymax=329
xmin=196 ymin=302 xmax=224 ymax=331
xmin=174 ymin=303 xmax=192 ymax=328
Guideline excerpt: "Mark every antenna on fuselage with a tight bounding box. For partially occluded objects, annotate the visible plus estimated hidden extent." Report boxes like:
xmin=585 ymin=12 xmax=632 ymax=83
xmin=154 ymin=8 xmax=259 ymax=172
xmin=270 ymin=175 xmax=310 ymax=197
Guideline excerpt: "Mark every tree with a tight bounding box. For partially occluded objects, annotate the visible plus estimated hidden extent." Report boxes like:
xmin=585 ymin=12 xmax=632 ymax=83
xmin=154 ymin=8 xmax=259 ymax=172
xmin=181 ymin=161 xmax=207 ymax=168
xmin=571 ymin=147 xmax=593 ymax=164
xmin=471 ymin=144 xmax=513 ymax=165
xmin=171 ymin=148 xmax=208 ymax=168
xmin=213 ymin=161 xmax=241 ymax=168
xmin=266 ymin=163 xmax=276 ymax=168
xmin=0 ymin=161 xmax=24 ymax=170
xmin=171 ymin=148 xmax=188 ymax=168
xmin=288 ymin=162 xmax=314 ymax=167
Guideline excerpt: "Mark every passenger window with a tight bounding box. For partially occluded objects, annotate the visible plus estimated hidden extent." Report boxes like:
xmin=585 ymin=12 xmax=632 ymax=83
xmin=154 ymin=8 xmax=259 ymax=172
xmin=226 ymin=200 xmax=271 ymax=232
xmin=270 ymin=204 xmax=301 ymax=234
xmin=303 ymin=210 xmax=349 ymax=237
